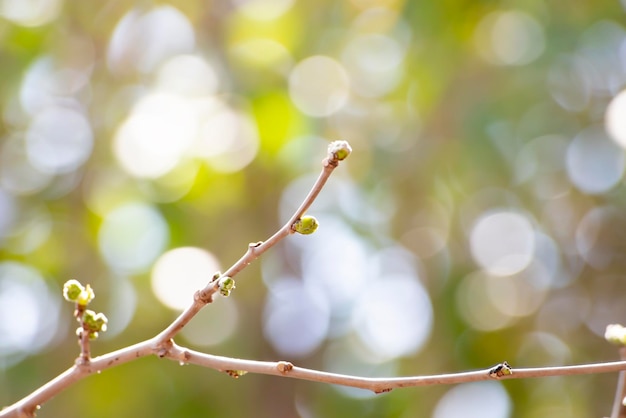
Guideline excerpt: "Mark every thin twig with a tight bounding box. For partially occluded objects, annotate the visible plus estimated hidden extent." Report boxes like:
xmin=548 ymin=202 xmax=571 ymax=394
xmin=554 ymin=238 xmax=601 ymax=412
xmin=153 ymin=142 xmax=349 ymax=344
xmin=610 ymin=347 xmax=626 ymax=418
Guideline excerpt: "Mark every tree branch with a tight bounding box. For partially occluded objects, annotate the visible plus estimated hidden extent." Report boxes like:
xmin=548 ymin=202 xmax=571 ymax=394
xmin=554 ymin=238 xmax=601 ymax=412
xmin=0 ymin=141 xmax=352 ymax=418
xmin=161 ymin=342 xmax=626 ymax=393
xmin=4 ymin=140 xmax=626 ymax=417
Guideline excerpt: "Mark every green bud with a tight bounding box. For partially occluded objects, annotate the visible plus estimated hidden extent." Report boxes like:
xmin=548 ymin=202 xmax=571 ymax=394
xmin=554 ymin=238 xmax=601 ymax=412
xmin=76 ymin=284 xmax=95 ymax=306
xmin=605 ymin=324 xmax=626 ymax=345
xmin=218 ymin=276 xmax=235 ymax=297
xmin=83 ymin=310 xmax=108 ymax=334
xmin=211 ymin=271 xmax=222 ymax=282
xmin=328 ymin=140 xmax=352 ymax=161
xmin=63 ymin=280 xmax=84 ymax=302
xmin=293 ymin=216 xmax=319 ymax=235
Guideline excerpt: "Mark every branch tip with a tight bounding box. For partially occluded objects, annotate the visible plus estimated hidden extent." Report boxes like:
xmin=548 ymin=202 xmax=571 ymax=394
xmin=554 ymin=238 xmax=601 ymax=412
xmin=327 ymin=140 xmax=352 ymax=162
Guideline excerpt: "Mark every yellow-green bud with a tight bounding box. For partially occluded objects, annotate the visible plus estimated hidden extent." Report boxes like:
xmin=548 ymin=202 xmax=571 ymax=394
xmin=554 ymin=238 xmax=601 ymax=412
xmin=605 ymin=324 xmax=626 ymax=345
xmin=63 ymin=280 xmax=84 ymax=302
xmin=218 ymin=276 xmax=235 ymax=297
xmin=293 ymin=216 xmax=319 ymax=235
xmin=76 ymin=284 xmax=95 ymax=306
xmin=328 ymin=140 xmax=352 ymax=161
xmin=83 ymin=310 xmax=108 ymax=335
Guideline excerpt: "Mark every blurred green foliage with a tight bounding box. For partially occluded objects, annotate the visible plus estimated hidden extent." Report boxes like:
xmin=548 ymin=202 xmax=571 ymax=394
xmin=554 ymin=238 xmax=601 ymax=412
xmin=2 ymin=0 xmax=626 ymax=417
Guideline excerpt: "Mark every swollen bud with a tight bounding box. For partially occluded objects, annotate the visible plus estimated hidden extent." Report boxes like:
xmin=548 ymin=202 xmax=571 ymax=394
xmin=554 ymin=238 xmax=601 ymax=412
xmin=218 ymin=276 xmax=236 ymax=297
xmin=63 ymin=280 xmax=84 ymax=302
xmin=76 ymin=285 xmax=95 ymax=306
xmin=605 ymin=324 xmax=626 ymax=345
xmin=293 ymin=216 xmax=319 ymax=235
xmin=83 ymin=310 xmax=108 ymax=336
xmin=328 ymin=140 xmax=352 ymax=161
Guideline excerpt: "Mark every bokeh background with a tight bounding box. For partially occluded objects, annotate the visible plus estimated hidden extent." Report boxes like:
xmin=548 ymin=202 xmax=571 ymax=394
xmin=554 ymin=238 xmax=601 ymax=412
xmin=2 ymin=0 xmax=626 ymax=417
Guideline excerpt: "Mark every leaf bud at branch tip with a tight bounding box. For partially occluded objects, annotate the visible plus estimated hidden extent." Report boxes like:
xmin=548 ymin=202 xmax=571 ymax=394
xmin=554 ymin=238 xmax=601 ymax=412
xmin=328 ymin=140 xmax=352 ymax=161
xmin=292 ymin=215 xmax=319 ymax=235
xmin=63 ymin=279 xmax=84 ymax=302
xmin=605 ymin=324 xmax=626 ymax=345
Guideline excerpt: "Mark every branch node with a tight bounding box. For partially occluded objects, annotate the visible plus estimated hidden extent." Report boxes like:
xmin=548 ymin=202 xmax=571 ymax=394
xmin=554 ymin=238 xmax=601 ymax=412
xmin=277 ymin=361 xmax=294 ymax=374
xmin=374 ymin=388 xmax=393 ymax=394
xmin=195 ymin=286 xmax=216 ymax=304
xmin=156 ymin=339 xmax=174 ymax=358
xmin=223 ymin=370 xmax=248 ymax=379
xmin=488 ymin=361 xmax=513 ymax=379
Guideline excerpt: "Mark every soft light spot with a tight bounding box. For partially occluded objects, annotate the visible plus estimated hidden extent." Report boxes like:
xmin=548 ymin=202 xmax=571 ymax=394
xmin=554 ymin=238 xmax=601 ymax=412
xmin=433 ymin=381 xmax=511 ymax=418
xmin=342 ymin=33 xmax=405 ymax=97
xmin=486 ymin=266 xmax=547 ymax=317
xmin=3 ymin=207 xmax=51 ymax=254
xmin=575 ymin=206 xmax=624 ymax=270
xmin=517 ymin=332 xmax=571 ymax=366
xmin=514 ymin=135 xmax=568 ymax=183
xmin=352 ymin=275 xmax=432 ymax=360
xmin=151 ymin=247 xmax=221 ymax=311
xmin=26 ymin=106 xmax=93 ymax=174
xmin=156 ymin=55 xmax=220 ymax=97
xmin=113 ymin=93 xmax=198 ymax=179
xmin=232 ymin=0 xmax=295 ymax=21
xmin=107 ymin=6 xmax=195 ymax=74
xmin=547 ymin=55 xmax=592 ymax=112
xmin=566 ymin=126 xmax=625 ymax=194
xmin=0 ymin=135 xmax=52 ymax=195
xmin=0 ymin=0 xmax=62 ymax=27
xmin=102 ymin=278 xmax=136 ymax=339
xmin=470 ymin=210 xmax=535 ymax=276
xmin=288 ymin=56 xmax=350 ymax=117
xmin=263 ymin=278 xmax=330 ymax=357
xmin=456 ymin=271 xmax=515 ymax=331
xmin=0 ymin=262 xmax=60 ymax=367
xmin=98 ymin=203 xmax=168 ymax=273
xmin=474 ymin=10 xmax=545 ymax=66
xmin=0 ymin=189 xmax=17 ymax=241
xmin=193 ymin=102 xmax=260 ymax=173
xmin=19 ymin=57 xmax=91 ymax=116
xmin=181 ymin=298 xmax=238 ymax=346
xmin=300 ymin=217 xmax=371 ymax=310
xmin=606 ymin=90 xmax=626 ymax=148
xmin=230 ymin=38 xmax=292 ymax=70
